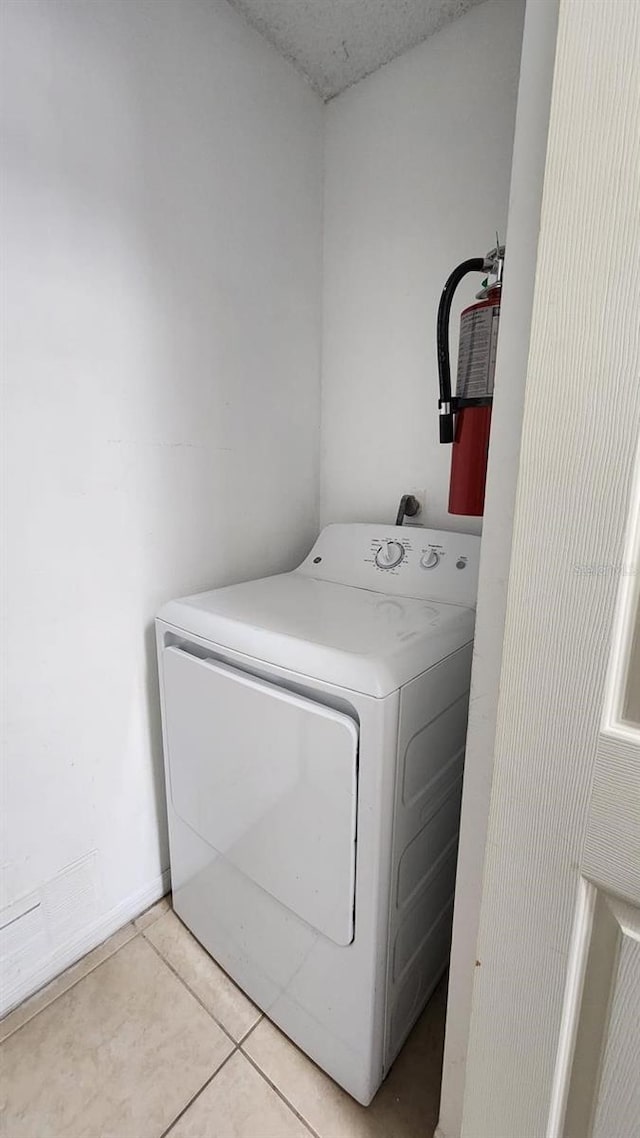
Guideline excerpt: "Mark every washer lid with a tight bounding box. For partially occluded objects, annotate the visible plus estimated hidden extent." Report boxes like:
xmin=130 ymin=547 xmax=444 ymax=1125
xmin=157 ymin=572 xmax=474 ymax=697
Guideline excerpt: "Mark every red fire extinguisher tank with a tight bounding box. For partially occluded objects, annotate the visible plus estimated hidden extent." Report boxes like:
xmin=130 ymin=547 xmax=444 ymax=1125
xmin=437 ymin=251 xmax=503 ymax=518
xmin=448 ymin=285 xmax=501 ymax=515
xmin=448 ymin=404 xmax=492 ymax=515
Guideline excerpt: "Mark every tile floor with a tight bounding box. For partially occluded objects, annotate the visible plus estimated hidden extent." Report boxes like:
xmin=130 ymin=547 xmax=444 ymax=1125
xmin=0 ymin=898 xmax=446 ymax=1138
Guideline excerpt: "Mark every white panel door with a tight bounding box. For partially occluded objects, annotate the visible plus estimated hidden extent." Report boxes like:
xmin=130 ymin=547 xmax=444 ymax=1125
xmin=162 ymin=647 xmax=359 ymax=946
xmin=549 ymin=472 xmax=640 ymax=1138
xmin=458 ymin=1 xmax=640 ymax=1135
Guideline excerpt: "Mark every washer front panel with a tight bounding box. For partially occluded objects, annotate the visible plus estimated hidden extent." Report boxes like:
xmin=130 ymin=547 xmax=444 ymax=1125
xmin=163 ymin=646 xmax=359 ymax=946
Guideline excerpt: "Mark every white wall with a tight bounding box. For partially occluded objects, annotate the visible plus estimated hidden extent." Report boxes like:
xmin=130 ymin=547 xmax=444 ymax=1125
xmin=435 ymin=2 xmax=561 ymax=1135
xmin=320 ymin=0 xmax=525 ymax=533
xmin=0 ymin=0 xmax=323 ymax=1012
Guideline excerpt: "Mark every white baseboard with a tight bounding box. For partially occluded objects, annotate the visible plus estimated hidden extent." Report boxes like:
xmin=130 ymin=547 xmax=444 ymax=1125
xmin=1 ymin=867 xmax=171 ymax=1018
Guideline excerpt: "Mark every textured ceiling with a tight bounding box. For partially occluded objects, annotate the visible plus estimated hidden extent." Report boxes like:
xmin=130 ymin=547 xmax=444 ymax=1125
xmin=226 ymin=0 xmax=488 ymax=100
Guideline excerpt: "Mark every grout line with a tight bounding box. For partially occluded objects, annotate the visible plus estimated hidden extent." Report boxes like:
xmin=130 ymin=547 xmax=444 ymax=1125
xmin=142 ymin=934 xmax=242 ymax=1050
xmin=159 ymin=1047 xmax=238 ymax=1138
xmin=132 ymin=915 xmax=164 ymax=935
xmin=237 ymin=1012 xmax=264 ymax=1047
xmin=239 ymin=1048 xmax=322 ymax=1138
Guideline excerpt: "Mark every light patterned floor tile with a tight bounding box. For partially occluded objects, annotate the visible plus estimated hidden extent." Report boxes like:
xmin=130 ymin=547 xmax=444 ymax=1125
xmin=144 ymin=910 xmax=261 ymax=1041
xmin=0 ymin=934 xmax=233 ymax=1138
xmin=133 ymin=894 xmax=171 ymax=931
xmin=243 ymin=979 xmax=447 ymax=1138
xmin=167 ymin=1051 xmax=310 ymax=1138
xmin=0 ymin=922 xmax=136 ymax=1043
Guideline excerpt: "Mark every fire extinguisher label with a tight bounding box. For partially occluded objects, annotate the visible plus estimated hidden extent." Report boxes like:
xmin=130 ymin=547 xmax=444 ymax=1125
xmin=456 ymin=304 xmax=500 ymax=400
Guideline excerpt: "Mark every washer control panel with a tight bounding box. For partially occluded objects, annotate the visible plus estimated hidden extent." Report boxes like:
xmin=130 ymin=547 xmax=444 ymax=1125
xmin=297 ymin=524 xmax=481 ymax=606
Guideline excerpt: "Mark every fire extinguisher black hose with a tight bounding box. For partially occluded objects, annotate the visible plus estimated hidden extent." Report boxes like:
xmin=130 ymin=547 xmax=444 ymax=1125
xmin=437 ymin=257 xmax=485 ymax=443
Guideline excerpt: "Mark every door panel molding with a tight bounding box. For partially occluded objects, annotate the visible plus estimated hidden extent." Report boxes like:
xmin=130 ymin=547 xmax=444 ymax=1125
xmin=559 ymin=887 xmax=640 ymax=1138
xmin=582 ymin=735 xmax=640 ymax=904
xmin=583 ymin=443 xmax=640 ymax=904
xmin=601 ymin=439 xmax=640 ymax=737
xmin=546 ymin=877 xmax=597 ymax=1138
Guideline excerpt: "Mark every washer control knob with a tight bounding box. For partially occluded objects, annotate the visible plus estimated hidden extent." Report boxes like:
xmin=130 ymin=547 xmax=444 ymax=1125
xmin=420 ymin=549 xmax=440 ymax=570
xmin=375 ymin=540 xmax=405 ymax=570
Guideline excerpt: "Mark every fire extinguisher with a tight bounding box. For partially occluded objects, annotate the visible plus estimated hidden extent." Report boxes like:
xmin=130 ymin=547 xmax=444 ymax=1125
xmin=437 ymin=242 xmax=504 ymax=516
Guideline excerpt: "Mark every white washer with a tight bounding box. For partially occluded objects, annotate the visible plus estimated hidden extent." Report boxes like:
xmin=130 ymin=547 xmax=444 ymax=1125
xmin=156 ymin=523 xmax=480 ymax=1104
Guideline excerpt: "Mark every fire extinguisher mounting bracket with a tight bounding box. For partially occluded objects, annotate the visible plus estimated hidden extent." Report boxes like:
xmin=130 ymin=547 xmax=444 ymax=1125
xmin=482 ymin=244 xmax=505 ymax=277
